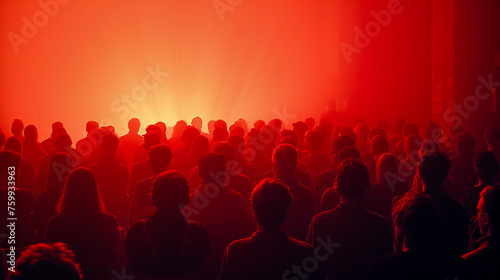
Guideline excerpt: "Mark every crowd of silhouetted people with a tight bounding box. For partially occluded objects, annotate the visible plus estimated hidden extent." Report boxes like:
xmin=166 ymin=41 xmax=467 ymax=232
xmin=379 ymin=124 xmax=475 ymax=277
xmin=0 ymin=114 xmax=499 ymax=280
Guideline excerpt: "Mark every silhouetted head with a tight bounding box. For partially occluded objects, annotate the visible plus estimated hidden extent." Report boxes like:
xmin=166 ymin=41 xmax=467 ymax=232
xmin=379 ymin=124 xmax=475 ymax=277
xmin=253 ymin=120 xmax=265 ymax=131
xmin=213 ymin=127 xmax=229 ymax=143
xmin=229 ymin=126 xmax=245 ymax=138
xmin=11 ymin=119 xmax=24 ymax=136
xmin=340 ymin=127 xmax=357 ymax=144
xmin=58 ymin=168 xmax=104 ymax=217
xmin=54 ymin=133 xmax=72 ymax=153
xmin=51 ymin=127 xmax=66 ymax=138
xmin=5 ymin=136 xmax=22 ymax=154
xmin=199 ymin=152 xmax=226 ymax=184
xmin=333 ymin=136 xmax=355 ymax=161
xmin=305 ymin=130 xmax=324 ymax=153
xmin=144 ymin=131 xmax=161 ymax=151
xmin=305 ymin=118 xmax=315 ymax=131
xmin=272 ymin=144 xmax=297 ymax=177
xmin=148 ymin=144 xmax=172 ymax=175
xmin=172 ymin=120 xmax=188 ymax=138
xmin=213 ymin=141 xmax=235 ymax=162
xmin=279 ymin=130 xmax=298 ymax=145
xmin=477 ymin=185 xmax=500 ymax=235
xmin=354 ymin=122 xmax=369 ymax=142
xmin=484 ymin=128 xmax=500 ymax=149
xmin=155 ymin=122 xmax=167 ymax=136
xmin=189 ymin=135 xmax=209 ymax=160
xmin=403 ymin=123 xmax=419 ymax=137
xmin=0 ymin=150 xmax=22 ymax=182
xmin=269 ymin=119 xmax=283 ymax=133
xmin=335 ymin=158 xmax=370 ymax=200
xmin=24 ymin=125 xmax=38 ymax=141
xmin=370 ymin=135 xmax=389 ymax=159
xmin=338 ymin=147 xmax=361 ymax=163
xmin=279 ymin=135 xmax=298 ymax=147
xmin=182 ymin=126 xmax=201 ymax=146
xmin=424 ymin=121 xmax=442 ymax=142
xmin=85 ymin=121 xmax=99 ymax=134
xmin=128 ymin=118 xmax=141 ymax=134
xmin=207 ymin=120 xmax=215 ymax=135
xmin=369 ymin=128 xmax=387 ymax=140
xmin=292 ymin=121 xmax=308 ymax=137
xmin=404 ymin=134 xmax=422 ymax=161
xmin=152 ymin=171 xmax=189 ymax=211
xmin=214 ymin=119 xmax=228 ymax=130
xmin=10 ymin=243 xmax=82 ymax=280
xmin=101 ymin=134 xmax=119 ymax=155
xmin=251 ymin=178 xmax=292 ymax=228
xmin=47 ymin=153 xmax=73 ymax=190
xmin=475 ymin=151 xmax=499 ymax=183
xmin=391 ymin=118 xmax=405 ymax=136
xmin=376 ymin=153 xmax=399 ymax=184
xmin=146 ymin=124 xmax=162 ymax=135
xmin=393 ymin=193 xmax=440 ymax=251
xmin=191 ymin=116 xmax=203 ymax=131
xmin=228 ymin=136 xmax=245 ymax=157
xmin=419 ymin=152 xmax=451 ymax=190
xmin=455 ymin=132 xmax=475 ymax=156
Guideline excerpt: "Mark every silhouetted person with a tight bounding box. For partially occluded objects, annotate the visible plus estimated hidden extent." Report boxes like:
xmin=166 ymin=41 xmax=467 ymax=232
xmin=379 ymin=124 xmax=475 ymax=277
xmin=424 ymin=121 xmax=447 ymax=153
xmin=40 ymin=132 xmax=82 ymax=172
xmin=169 ymin=120 xmax=188 ymax=148
xmin=354 ymin=121 xmax=370 ymax=155
xmin=155 ymin=121 xmax=170 ymax=145
xmin=75 ymin=121 xmax=99 ymax=162
xmin=462 ymin=185 xmax=500 ymax=280
xmin=176 ymin=135 xmax=209 ymax=178
xmin=183 ymin=152 xmax=248 ymax=279
xmin=272 ymin=144 xmax=314 ymax=241
xmin=368 ymin=194 xmax=462 ymax=280
xmin=399 ymin=134 xmax=422 ymax=182
xmin=391 ymin=123 xmax=419 ymax=159
xmin=301 ymin=130 xmax=332 ymax=189
xmin=133 ymin=125 xmax=163 ymax=163
xmin=129 ymin=131 xmax=161 ymax=196
xmin=0 ymin=151 xmax=37 ymax=248
xmin=130 ymin=144 xmax=172 ymax=225
xmin=118 ymin=118 xmax=144 ymax=170
xmin=417 ymin=152 xmax=469 ymax=256
xmin=307 ymin=158 xmax=393 ymax=280
xmin=8 ymin=243 xmax=82 ymax=280
xmin=227 ymin=135 xmax=255 ymax=182
xmin=387 ymin=118 xmax=405 ymax=151
xmin=365 ymin=135 xmax=389 ymax=184
xmin=448 ymin=132 xmax=478 ymax=202
xmin=11 ymin=119 xmax=24 ymax=143
xmin=34 ymin=153 xmax=73 ymax=240
xmin=247 ymin=128 xmax=272 ymax=182
xmin=22 ymin=124 xmax=47 ymax=176
xmin=41 ymin=122 xmax=64 ymax=153
xmin=125 ymin=171 xmax=210 ymax=278
xmin=220 ymin=178 xmax=319 ymax=280
xmin=5 ymin=136 xmax=36 ymax=191
xmin=172 ymin=126 xmax=200 ymax=164
xmin=45 ymin=168 xmax=123 ymax=280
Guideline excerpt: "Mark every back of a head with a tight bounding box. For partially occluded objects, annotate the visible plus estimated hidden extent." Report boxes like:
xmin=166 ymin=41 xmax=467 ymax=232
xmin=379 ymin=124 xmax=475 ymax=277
xmin=146 ymin=124 xmax=162 ymax=135
xmin=101 ymin=134 xmax=119 ymax=154
xmin=214 ymin=119 xmax=228 ymax=130
xmin=455 ymin=132 xmax=475 ymax=156
xmin=152 ymin=171 xmax=189 ymax=210
xmin=213 ymin=141 xmax=235 ymax=162
xmin=418 ymin=152 xmax=451 ymax=189
xmin=155 ymin=122 xmax=167 ymax=135
xmin=128 ymin=118 xmax=141 ymax=134
xmin=305 ymin=130 xmax=324 ymax=152
xmin=10 ymin=243 xmax=82 ymax=280
xmin=369 ymin=128 xmax=387 ymax=140
xmin=5 ymin=136 xmax=22 ymax=154
xmin=191 ymin=116 xmax=203 ymax=130
xmin=370 ymin=135 xmax=389 ymax=158
xmin=85 ymin=121 xmax=99 ymax=133
xmin=144 ymin=131 xmax=161 ymax=151
xmin=229 ymin=126 xmax=245 ymax=138
xmin=213 ymin=127 xmax=229 ymax=142
xmin=54 ymin=133 xmax=72 ymax=152
xmin=393 ymin=193 xmax=441 ymax=250
xmin=58 ymin=168 xmax=103 ymax=217
xmin=475 ymin=151 xmax=499 ymax=182
xmin=354 ymin=122 xmax=370 ymax=141
xmin=254 ymin=120 xmax=265 ymax=131
xmin=149 ymin=144 xmax=172 ymax=174
xmin=292 ymin=121 xmax=308 ymax=136
xmin=51 ymin=127 xmax=66 ymax=138
xmin=333 ymin=136 xmax=355 ymax=158
xmin=251 ymin=178 xmax=292 ymax=227
xmin=391 ymin=118 xmax=405 ymax=136
xmin=228 ymin=136 xmax=244 ymax=154
xmin=47 ymin=153 xmax=74 ymax=189
xmin=173 ymin=120 xmax=188 ymax=137
xmin=403 ymin=123 xmax=420 ymax=137
xmin=404 ymin=134 xmax=422 ymax=156
xmin=338 ymin=147 xmax=361 ymax=163
xmin=198 ymin=152 xmax=226 ymax=183
xmin=484 ymin=128 xmax=500 ymax=147
xmin=52 ymin=122 xmax=64 ymax=132
xmin=0 ymin=150 xmax=22 ymax=180
xmin=272 ymin=144 xmax=297 ymax=175
xmin=305 ymin=117 xmax=315 ymax=131
xmin=336 ymin=158 xmax=370 ymax=200
xmin=24 ymin=125 xmax=38 ymax=141
xmin=424 ymin=121 xmax=441 ymax=141
xmin=189 ymin=135 xmax=209 ymax=159
xmin=479 ymin=185 xmax=500 ymax=233
xmin=182 ymin=126 xmax=201 ymax=145
xmin=269 ymin=119 xmax=283 ymax=133
xmin=376 ymin=153 xmax=399 ymax=183
xmin=11 ymin=119 xmax=24 ymax=135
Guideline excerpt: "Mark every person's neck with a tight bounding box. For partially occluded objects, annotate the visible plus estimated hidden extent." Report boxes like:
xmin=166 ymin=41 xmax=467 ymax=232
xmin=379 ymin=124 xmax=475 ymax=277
xmin=257 ymin=224 xmax=281 ymax=233
xmin=422 ymin=183 xmax=441 ymax=193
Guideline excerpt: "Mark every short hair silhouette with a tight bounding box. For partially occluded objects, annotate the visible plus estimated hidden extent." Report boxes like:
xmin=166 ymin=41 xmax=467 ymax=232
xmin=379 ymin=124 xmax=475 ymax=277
xmin=5 ymin=136 xmax=22 ymax=154
xmin=9 ymin=243 xmax=82 ymax=280
xmin=24 ymin=125 xmax=38 ymax=141
xmin=403 ymin=123 xmax=419 ymax=137
xmin=146 ymin=124 xmax=162 ymax=135
xmin=336 ymin=158 xmax=370 ymax=199
xmin=418 ymin=152 xmax=451 ymax=189
xmin=199 ymin=152 xmax=226 ymax=183
xmin=455 ymin=132 xmax=475 ymax=156
xmin=57 ymin=168 xmax=104 ymax=217
xmin=148 ymin=144 xmax=172 ymax=174
xmin=128 ymin=118 xmax=141 ymax=133
xmin=424 ymin=121 xmax=442 ymax=141
xmin=333 ymin=136 xmax=355 ymax=157
xmin=11 ymin=119 xmax=24 ymax=136
xmin=191 ymin=116 xmax=203 ymax=130
xmin=272 ymin=144 xmax=297 ymax=175
xmin=305 ymin=130 xmax=324 ymax=152
xmin=376 ymin=153 xmax=399 ymax=183
xmin=370 ymin=135 xmax=389 ymax=158
xmin=474 ymin=151 xmax=499 ymax=182
xmin=213 ymin=141 xmax=235 ymax=161
xmin=54 ymin=133 xmax=72 ymax=152
xmin=151 ymin=170 xmax=190 ymax=210
xmin=143 ymin=131 xmax=161 ymax=151
xmin=0 ymin=150 xmax=22 ymax=179
xmin=251 ymin=178 xmax=292 ymax=227
xmin=85 ymin=121 xmax=99 ymax=133
xmin=101 ymin=134 xmax=119 ymax=154
xmin=338 ymin=146 xmax=361 ymax=163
